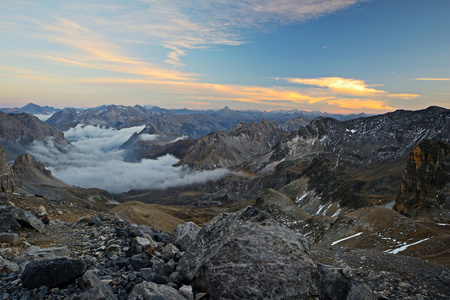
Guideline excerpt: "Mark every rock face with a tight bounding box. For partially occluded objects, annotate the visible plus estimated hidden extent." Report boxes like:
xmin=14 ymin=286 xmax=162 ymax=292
xmin=394 ymin=139 xmax=450 ymax=219
xmin=177 ymin=206 xmax=318 ymax=299
xmin=174 ymin=221 xmax=201 ymax=251
xmin=128 ymin=281 xmax=186 ymax=300
xmin=0 ymin=145 xmax=17 ymax=192
xmin=12 ymin=153 xmax=69 ymax=188
xmin=20 ymin=258 xmax=87 ymax=289
xmin=269 ymin=106 xmax=449 ymax=169
xmin=180 ymin=120 xmax=285 ymax=169
xmin=0 ymin=205 xmax=45 ymax=232
xmin=0 ymin=111 xmax=70 ymax=161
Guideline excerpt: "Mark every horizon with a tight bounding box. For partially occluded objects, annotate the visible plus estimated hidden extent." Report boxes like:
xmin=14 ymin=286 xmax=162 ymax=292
xmin=2 ymin=101 xmax=448 ymax=116
xmin=1 ymin=1 xmax=449 ymax=113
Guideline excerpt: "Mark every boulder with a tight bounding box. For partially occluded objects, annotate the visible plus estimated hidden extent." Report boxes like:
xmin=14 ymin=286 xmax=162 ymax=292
xmin=174 ymin=222 xmax=200 ymax=251
xmin=177 ymin=206 xmax=318 ymax=299
xmin=317 ymin=264 xmax=378 ymax=300
xmin=21 ymin=258 xmax=87 ymax=289
xmin=128 ymin=281 xmax=186 ymax=300
xmin=0 ymin=232 xmax=19 ymax=246
xmin=76 ymin=270 xmax=117 ymax=300
xmin=17 ymin=246 xmax=70 ymax=271
xmin=0 ymin=205 xmax=44 ymax=232
xmin=0 ymin=256 xmax=19 ymax=273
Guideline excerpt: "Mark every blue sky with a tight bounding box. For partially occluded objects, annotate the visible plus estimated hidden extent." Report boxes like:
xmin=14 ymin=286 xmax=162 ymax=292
xmin=0 ymin=0 xmax=449 ymax=113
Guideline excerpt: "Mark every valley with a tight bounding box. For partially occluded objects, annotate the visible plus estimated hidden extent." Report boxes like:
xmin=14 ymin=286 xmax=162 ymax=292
xmin=0 ymin=103 xmax=449 ymax=299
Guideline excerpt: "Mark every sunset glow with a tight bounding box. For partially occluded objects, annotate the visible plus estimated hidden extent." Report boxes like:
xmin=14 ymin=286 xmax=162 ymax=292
xmin=1 ymin=0 xmax=449 ymax=113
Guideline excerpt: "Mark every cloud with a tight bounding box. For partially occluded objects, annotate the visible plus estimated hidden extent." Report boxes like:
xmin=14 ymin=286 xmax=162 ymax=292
xmin=28 ymin=125 xmax=232 ymax=194
xmin=415 ymin=78 xmax=450 ymax=81
xmin=286 ymin=77 xmax=418 ymax=99
xmin=140 ymin=134 xmax=159 ymax=141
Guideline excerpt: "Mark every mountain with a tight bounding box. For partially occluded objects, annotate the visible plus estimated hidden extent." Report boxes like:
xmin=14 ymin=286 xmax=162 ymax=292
xmin=266 ymin=106 xmax=449 ymax=169
xmin=179 ymin=120 xmax=285 ymax=169
xmin=394 ymin=139 xmax=450 ymax=220
xmin=46 ymin=105 xmax=153 ymax=130
xmin=11 ymin=153 xmax=117 ymax=208
xmin=119 ymin=125 xmax=196 ymax=162
xmin=0 ymin=112 xmax=71 ymax=161
xmin=0 ymin=103 xmax=60 ymax=115
xmin=143 ymin=113 xmax=227 ymax=138
xmin=46 ymin=108 xmax=110 ymax=131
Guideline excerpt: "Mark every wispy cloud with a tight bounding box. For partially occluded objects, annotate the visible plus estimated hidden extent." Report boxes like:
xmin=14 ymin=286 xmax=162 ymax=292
xmin=286 ymin=77 xmax=418 ymax=99
xmin=415 ymin=78 xmax=450 ymax=81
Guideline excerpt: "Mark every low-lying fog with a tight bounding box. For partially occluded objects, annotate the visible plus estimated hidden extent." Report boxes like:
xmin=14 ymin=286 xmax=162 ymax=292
xmin=28 ymin=125 xmax=231 ymax=194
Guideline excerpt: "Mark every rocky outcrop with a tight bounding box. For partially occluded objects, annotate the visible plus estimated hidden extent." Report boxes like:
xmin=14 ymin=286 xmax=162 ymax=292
xmin=394 ymin=139 xmax=450 ymax=219
xmin=0 ymin=146 xmax=16 ymax=192
xmin=269 ymin=106 xmax=449 ymax=169
xmin=20 ymin=258 xmax=87 ymax=289
xmin=254 ymin=188 xmax=310 ymax=229
xmin=12 ymin=153 xmax=68 ymax=188
xmin=77 ymin=270 xmax=117 ymax=300
xmin=177 ymin=206 xmax=378 ymax=299
xmin=0 ymin=205 xmax=44 ymax=232
xmin=180 ymin=120 xmax=285 ymax=169
xmin=0 ymin=111 xmax=70 ymax=161
xmin=174 ymin=221 xmax=201 ymax=251
xmin=177 ymin=206 xmax=318 ymax=298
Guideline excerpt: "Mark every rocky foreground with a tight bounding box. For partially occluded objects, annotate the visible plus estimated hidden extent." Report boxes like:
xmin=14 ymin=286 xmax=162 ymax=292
xmin=1 ymin=194 xmax=449 ymax=300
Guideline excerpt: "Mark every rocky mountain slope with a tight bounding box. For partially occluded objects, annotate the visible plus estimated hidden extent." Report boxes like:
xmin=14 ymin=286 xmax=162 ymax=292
xmin=0 ymin=146 xmax=17 ymax=193
xmin=46 ymin=108 xmax=109 ymax=131
xmin=179 ymin=120 xmax=285 ymax=169
xmin=394 ymin=139 xmax=450 ymax=220
xmin=46 ymin=105 xmax=153 ymax=130
xmin=0 ymin=112 xmax=71 ymax=161
xmin=119 ymin=125 xmax=196 ymax=162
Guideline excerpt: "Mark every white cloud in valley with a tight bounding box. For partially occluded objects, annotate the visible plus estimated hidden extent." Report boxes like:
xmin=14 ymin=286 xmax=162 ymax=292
xmin=28 ymin=125 xmax=232 ymax=194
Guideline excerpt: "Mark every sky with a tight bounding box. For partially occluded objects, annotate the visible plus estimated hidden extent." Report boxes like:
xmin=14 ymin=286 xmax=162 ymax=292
xmin=0 ymin=0 xmax=449 ymax=114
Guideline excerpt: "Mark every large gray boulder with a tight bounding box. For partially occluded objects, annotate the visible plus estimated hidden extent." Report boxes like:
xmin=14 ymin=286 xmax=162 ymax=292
xmin=128 ymin=281 xmax=186 ymax=300
xmin=0 ymin=205 xmax=44 ymax=232
xmin=21 ymin=258 xmax=87 ymax=289
xmin=174 ymin=221 xmax=200 ymax=251
xmin=177 ymin=206 xmax=318 ymax=299
xmin=76 ymin=270 xmax=117 ymax=300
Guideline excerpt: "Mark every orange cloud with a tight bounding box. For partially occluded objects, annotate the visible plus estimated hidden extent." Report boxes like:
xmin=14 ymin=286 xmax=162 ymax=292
xmin=327 ymin=99 xmax=395 ymax=111
xmin=415 ymin=78 xmax=450 ymax=81
xmin=286 ymin=77 xmax=419 ymax=99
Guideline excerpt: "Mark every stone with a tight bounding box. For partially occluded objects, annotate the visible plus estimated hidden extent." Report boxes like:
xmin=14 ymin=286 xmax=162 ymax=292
xmin=151 ymin=256 xmax=174 ymax=277
xmin=317 ymin=264 xmax=378 ymax=300
xmin=135 ymin=236 xmax=157 ymax=249
xmin=18 ymin=246 xmax=70 ymax=271
xmin=128 ymin=281 xmax=186 ymax=300
xmin=21 ymin=258 xmax=87 ymax=289
xmin=177 ymin=206 xmax=318 ymax=299
xmin=138 ymin=268 xmax=167 ymax=284
xmin=76 ymin=270 xmax=117 ymax=300
xmin=0 ymin=205 xmax=44 ymax=232
xmin=0 ymin=256 xmax=19 ymax=273
xmin=174 ymin=222 xmax=201 ymax=251
xmin=179 ymin=285 xmax=194 ymax=300
xmin=0 ymin=232 xmax=19 ymax=246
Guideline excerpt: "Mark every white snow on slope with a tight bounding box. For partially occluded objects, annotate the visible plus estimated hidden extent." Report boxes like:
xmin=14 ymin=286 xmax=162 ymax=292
xmin=331 ymin=232 xmax=363 ymax=246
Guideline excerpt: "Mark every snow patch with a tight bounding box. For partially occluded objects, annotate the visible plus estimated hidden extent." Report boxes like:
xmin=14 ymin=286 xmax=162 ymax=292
xmin=384 ymin=238 xmax=429 ymax=254
xmin=331 ymin=232 xmax=363 ymax=246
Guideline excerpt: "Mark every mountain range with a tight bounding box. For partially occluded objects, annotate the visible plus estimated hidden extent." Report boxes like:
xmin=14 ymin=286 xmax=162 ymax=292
xmin=0 ymin=103 xmax=448 ymax=299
